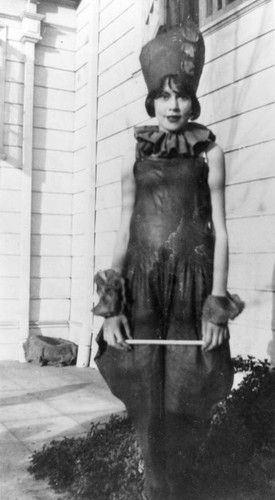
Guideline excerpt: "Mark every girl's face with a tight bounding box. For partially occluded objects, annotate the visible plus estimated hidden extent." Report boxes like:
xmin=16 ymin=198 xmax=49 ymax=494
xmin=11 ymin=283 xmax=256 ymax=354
xmin=154 ymin=81 xmax=192 ymax=133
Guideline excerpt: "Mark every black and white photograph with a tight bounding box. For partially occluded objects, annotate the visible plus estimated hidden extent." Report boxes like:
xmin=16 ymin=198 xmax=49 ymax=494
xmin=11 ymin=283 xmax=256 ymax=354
xmin=0 ymin=1 xmax=274 ymax=499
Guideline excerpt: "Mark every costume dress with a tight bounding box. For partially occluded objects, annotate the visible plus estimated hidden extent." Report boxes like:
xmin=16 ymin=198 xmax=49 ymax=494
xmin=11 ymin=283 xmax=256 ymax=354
xmin=96 ymin=122 xmax=233 ymax=500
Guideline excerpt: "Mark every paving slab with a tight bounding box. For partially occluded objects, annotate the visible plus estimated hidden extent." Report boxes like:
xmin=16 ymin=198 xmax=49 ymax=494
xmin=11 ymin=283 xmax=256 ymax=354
xmin=0 ymin=361 xmax=125 ymax=499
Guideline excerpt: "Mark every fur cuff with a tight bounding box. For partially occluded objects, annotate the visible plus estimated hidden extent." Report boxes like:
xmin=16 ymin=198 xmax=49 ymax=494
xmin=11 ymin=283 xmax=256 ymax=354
xmin=202 ymin=292 xmax=245 ymax=326
xmin=92 ymin=269 xmax=125 ymax=318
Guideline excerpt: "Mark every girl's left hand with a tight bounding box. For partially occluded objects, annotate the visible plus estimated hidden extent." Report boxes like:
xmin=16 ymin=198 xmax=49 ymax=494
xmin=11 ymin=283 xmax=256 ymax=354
xmin=202 ymin=320 xmax=229 ymax=351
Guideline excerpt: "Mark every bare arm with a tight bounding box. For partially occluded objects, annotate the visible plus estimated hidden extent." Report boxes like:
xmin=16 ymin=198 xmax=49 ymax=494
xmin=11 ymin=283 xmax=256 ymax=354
xmin=203 ymin=143 xmax=229 ymax=351
xmin=208 ymin=143 xmax=228 ymax=297
xmin=103 ymin=147 xmax=136 ymax=350
xmin=111 ymin=147 xmax=136 ymax=272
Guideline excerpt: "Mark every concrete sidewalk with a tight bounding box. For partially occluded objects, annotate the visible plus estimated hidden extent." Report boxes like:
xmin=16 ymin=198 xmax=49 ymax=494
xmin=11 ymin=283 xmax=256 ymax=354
xmin=0 ymin=361 xmax=124 ymax=500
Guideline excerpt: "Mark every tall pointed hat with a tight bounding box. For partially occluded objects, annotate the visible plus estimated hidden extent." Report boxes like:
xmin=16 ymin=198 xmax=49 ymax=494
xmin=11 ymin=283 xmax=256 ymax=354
xmin=140 ymin=18 xmax=205 ymax=94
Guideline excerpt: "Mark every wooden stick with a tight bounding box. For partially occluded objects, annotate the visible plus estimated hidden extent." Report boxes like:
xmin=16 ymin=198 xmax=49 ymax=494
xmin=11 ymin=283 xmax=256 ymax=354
xmin=126 ymin=339 xmax=204 ymax=346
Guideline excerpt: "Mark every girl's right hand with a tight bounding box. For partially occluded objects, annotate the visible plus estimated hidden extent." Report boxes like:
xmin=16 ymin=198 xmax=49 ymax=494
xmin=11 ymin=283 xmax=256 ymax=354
xmin=103 ymin=315 xmax=132 ymax=351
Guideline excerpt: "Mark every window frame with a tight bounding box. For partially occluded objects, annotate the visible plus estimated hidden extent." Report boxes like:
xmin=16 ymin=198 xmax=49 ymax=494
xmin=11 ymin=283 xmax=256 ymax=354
xmin=199 ymin=0 xmax=254 ymax=26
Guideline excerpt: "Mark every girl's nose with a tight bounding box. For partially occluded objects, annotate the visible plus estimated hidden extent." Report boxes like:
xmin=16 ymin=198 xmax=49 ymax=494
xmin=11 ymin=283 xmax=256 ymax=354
xmin=169 ymin=95 xmax=179 ymax=110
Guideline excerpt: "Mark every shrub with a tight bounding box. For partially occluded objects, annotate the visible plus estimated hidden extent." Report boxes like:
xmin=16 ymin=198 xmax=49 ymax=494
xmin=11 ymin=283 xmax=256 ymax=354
xmin=195 ymin=356 xmax=275 ymax=499
xmin=29 ymin=415 xmax=143 ymax=500
xmin=28 ymin=356 xmax=275 ymax=500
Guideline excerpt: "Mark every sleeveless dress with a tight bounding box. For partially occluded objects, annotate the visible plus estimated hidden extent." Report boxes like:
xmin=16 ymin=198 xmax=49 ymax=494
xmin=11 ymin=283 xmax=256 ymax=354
xmin=95 ymin=122 xmax=233 ymax=421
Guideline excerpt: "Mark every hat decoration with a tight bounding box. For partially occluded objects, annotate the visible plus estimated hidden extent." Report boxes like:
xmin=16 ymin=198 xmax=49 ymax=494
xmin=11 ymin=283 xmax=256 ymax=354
xmin=140 ymin=17 xmax=205 ymax=94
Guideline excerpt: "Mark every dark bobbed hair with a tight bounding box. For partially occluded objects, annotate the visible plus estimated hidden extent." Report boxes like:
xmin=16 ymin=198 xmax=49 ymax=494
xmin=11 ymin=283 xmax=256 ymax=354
xmin=145 ymin=74 xmax=201 ymax=121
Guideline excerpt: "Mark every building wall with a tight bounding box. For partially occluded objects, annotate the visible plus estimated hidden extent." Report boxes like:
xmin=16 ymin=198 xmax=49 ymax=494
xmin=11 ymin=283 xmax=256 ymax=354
xmin=0 ymin=0 xmax=97 ymax=362
xmin=0 ymin=0 xmax=77 ymax=359
xmin=93 ymin=0 xmax=145 ymax=337
xmin=0 ymin=0 xmax=28 ymax=359
xmin=92 ymin=0 xmax=275 ymax=363
xmin=0 ymin=0 xmax=274 ymax=364
xmin=31 ymin=1 xmax=76 ymax=340
xmin=199 ymin=0 xmax=275 ymax=361
xmin=70 ymin=0 xmax=96 ymax=360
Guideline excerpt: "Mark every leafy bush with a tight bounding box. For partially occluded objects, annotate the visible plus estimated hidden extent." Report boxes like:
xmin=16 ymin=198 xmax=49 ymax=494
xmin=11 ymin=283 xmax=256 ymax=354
xmin=195 ymin=356 xmax=275 ymax=499
xmin=28 ymin=356 xmax=275 ymax=500
xmin=28 ymin=415 xmax=143 ymax=500
xmin=208 ymin=356 xmax=275 ymax=458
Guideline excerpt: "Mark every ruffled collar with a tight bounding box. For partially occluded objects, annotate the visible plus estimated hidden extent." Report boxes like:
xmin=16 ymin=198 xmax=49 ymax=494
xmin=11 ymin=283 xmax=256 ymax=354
xmin=134 ymin=123 xmax=215 ymax=159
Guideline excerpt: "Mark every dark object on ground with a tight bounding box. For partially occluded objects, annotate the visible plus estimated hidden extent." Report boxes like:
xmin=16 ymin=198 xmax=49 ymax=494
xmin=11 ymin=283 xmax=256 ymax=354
xmin=28 ymin=357 xmax=275 ymax=499
xmin=23 ymin=335 xmax=78 ymax=366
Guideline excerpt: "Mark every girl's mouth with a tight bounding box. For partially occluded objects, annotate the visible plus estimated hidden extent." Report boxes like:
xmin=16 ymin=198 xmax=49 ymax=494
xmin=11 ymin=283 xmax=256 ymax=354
xmin=166 ymin=116 xmax=180 ymax=123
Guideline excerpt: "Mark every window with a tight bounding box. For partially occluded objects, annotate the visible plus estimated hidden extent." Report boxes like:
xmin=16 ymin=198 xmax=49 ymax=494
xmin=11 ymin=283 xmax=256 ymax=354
xmin=199 ymin=0 xmax=251 ymax=25
xmin=154 ymin=0 xmax=254 ymax=28
xmin=138 ymin=0 xmax=251 ymax=49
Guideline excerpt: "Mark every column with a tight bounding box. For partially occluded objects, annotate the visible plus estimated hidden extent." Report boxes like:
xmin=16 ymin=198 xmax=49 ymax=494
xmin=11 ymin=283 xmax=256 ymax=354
xmin=77 ymin=0 xmax=99 ymax=368
xmin=18 ymin=1 xmax=44 ymax=361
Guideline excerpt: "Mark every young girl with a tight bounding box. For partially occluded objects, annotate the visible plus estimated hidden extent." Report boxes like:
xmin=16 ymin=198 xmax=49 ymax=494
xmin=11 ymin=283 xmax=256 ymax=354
xmin=94 ymin=18 xmax=243 ymax=500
